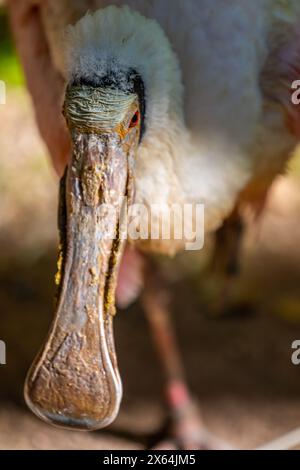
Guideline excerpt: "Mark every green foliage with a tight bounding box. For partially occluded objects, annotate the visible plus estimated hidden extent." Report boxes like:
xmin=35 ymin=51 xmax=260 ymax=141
xmin=0 ymin=7 xmax=24 ymax=87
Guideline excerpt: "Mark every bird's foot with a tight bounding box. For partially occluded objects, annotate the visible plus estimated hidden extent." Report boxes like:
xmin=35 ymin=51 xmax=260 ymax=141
xmin=151 ymin=383 xmax=232 ymax=450
xmin=152 ymin=402 xmax=231 ymax=450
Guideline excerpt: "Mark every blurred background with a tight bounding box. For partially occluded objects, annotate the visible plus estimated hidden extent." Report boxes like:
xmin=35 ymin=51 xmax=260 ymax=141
xmin=2 ymin=3 xmax=300 ymax=450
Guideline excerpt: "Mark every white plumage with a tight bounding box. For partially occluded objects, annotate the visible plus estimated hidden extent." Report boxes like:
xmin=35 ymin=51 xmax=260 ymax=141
xmin=16 ymin=0 xmax=298 ymax=254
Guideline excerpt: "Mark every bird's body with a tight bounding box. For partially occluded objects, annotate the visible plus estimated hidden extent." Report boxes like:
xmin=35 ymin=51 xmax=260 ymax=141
xmin=18 ymin=0 xmax=300 ymax=253
xmin=7 ymin=0 xmax=300 ymax=445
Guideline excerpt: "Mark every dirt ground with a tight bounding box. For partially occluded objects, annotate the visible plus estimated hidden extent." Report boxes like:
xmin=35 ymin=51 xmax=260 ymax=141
xmin=2 ymin=89 xmax=300 ymax=450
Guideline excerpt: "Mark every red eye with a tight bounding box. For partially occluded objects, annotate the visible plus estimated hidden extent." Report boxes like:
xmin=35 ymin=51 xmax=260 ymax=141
xmin=129 ymin=111 xmax=140 ymax=128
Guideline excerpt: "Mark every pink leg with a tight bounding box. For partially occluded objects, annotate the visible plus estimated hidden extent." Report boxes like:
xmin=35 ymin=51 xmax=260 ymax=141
xmin=141 ymin=260 xmax=231 ymax=450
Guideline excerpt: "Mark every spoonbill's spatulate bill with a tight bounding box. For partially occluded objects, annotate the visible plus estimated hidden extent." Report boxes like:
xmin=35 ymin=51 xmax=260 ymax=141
xmin=25 ymin=78 xmax=142 ymax=429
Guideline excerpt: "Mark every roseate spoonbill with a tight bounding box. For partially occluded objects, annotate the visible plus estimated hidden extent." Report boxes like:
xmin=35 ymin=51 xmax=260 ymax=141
xmin=7 ymin=0 xmax=300 ymax=449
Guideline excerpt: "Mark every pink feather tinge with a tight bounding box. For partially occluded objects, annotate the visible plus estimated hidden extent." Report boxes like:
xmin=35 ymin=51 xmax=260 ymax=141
xmin=116 ymin=246 xmax=145 ymax=308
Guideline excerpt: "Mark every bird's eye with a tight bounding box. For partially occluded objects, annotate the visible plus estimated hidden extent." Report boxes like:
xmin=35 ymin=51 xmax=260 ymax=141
xmin=129 ymin=111 xmax=140 ymax=128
